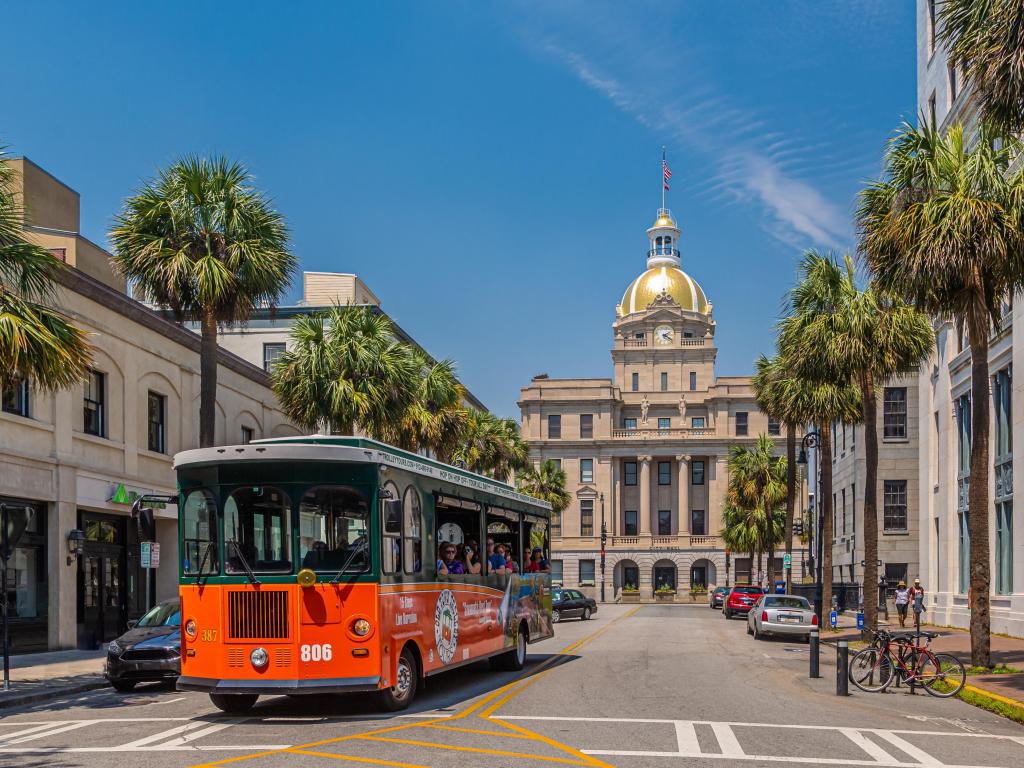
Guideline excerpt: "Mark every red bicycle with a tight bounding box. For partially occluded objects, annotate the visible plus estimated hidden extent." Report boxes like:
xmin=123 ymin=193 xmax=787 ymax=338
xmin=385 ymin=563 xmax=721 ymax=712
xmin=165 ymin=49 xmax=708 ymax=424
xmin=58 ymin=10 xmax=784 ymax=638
xmin=849 ymin=629 xmax=966 ymax=697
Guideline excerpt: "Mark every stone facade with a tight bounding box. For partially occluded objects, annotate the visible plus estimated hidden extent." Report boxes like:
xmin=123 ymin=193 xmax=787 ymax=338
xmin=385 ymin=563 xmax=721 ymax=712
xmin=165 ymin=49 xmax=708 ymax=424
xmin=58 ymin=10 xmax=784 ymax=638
xmin=519 ymin=207 xmax=805 ymax=601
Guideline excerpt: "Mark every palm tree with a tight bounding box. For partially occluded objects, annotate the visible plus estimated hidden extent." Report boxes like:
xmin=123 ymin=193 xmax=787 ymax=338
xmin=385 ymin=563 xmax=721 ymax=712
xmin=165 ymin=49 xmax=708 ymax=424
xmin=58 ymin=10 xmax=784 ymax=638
xmin=721 ymin=500 xmax=765 ymax=579
xmin=519 ymin=459 xmax=572 ymax=518
xmin=938 ymin=0 xmax=1024 ymax=133
xmin=1 ymin=152 xmax=92 ymax=391
xmin=858 ymin=122 xmax=1024 ymax=666
xmin=780 ymin=252 xmax=933 ymax=635
xmin=726 ymin=435 xmax=787 ymax=586
xmin=271 ymin=306 xmax=419 ymax=436
xmin=388 ymin=353 xmax=468 ymax=462
xmin=454 ymin=410 xmax=529 ymax=481
xmin=109 ymin=156 xmax=296 ymax=447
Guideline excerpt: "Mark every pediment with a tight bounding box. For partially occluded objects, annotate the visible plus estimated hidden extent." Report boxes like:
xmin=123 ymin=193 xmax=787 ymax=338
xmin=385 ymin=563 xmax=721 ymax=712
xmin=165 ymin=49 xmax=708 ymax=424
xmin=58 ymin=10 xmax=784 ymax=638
xmin=576 ymin=485 xmax=598 ymax=499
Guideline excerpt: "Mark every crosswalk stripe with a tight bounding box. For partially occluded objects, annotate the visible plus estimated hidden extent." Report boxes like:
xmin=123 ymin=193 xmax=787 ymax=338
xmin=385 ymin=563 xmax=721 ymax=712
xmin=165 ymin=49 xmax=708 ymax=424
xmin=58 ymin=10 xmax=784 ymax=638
xmin=4 ymin=722 xmax=91 ymax=745
xmin=711 ymin=723 xmax=744 ymax=756
xmin=160 ymin=719 xmax=245 ymax=747
xmin=0 ymin=723 xmax=70 ymax=743
xmin=117 ymin=722 xmax=207 ymax=748
xmin=674 ymin=721 xmax=700 ymax=754
xmin=875 ymin=731 xmax=942 ymax=766
xmin=842 ymin=729 xmax=897 ymax=763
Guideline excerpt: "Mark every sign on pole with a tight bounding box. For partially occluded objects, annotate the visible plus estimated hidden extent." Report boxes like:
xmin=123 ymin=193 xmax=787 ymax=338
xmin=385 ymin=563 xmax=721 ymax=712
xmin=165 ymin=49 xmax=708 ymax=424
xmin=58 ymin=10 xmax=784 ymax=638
xmin=856 ymin=612 xmax=864 ymax=630
xmin=141 ymin=541 xmax=152 ymax=569
xmin=829 ymin=610 xmax=838 ymax=628
xmin=150 ymin=543 xmax=160 ymax=569
xmin=783 ymin=553 xmax=792 ymax=568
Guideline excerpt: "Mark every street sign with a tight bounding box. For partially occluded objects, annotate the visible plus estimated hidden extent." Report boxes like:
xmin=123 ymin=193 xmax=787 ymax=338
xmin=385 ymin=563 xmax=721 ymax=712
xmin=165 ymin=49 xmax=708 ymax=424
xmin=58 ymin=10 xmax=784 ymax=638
xmin=141 ymin=542 xmax=160 ymax=569
xmin=860 ymin=559 xmax=882 ymax=567
xmin=830 ymin=610 xmax=838 ymax=628
xmin=783 ymin=553 xmax=792 ymax=568
xmin=856 ymin=612 xmax=864 ymax=630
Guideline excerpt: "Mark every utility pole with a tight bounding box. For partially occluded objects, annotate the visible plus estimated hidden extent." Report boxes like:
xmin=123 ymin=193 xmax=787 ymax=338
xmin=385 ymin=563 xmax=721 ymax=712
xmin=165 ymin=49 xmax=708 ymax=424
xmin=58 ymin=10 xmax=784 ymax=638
xmin=599 ymin=493 xmax=606 ymax=603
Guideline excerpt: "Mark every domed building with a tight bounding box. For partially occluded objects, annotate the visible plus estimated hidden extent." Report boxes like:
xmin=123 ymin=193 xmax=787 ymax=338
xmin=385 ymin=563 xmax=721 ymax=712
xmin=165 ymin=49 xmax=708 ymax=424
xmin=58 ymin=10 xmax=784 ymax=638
xmin=519 ymin=206 xmax=801 ymax=601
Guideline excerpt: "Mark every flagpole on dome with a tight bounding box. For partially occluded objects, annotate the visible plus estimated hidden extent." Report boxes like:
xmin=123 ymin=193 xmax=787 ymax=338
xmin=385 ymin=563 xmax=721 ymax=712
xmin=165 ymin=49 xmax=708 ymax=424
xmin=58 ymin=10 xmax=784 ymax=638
xmin=661 ymin=146 xmax=667 ymax=211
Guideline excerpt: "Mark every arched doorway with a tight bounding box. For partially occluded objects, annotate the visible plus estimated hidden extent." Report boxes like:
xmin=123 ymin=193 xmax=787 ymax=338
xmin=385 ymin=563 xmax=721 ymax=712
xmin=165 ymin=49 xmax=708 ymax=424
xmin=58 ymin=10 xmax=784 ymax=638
xmin=614 ymin=559 xmax=640 ymax=595
xmin=690 ymin=558 xmax=717 ymax=589
xmin=652 ymin=559 xmax=677 ymax=592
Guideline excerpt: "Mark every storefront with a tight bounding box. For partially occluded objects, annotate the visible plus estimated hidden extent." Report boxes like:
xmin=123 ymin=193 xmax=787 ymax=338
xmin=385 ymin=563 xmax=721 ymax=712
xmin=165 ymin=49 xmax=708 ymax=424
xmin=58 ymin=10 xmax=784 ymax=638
xmin=1 ymin=496 xmax=48 ymax=653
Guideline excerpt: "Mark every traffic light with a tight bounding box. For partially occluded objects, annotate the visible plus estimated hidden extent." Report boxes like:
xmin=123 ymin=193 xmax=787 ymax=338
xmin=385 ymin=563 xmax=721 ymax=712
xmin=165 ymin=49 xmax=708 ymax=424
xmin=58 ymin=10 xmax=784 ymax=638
xmin=793 ymin=519 xmax=804 ymax=537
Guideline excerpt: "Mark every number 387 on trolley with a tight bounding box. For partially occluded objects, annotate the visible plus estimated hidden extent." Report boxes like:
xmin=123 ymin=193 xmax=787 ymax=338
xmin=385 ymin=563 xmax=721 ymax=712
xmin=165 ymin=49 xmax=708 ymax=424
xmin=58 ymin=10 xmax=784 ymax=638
xmin=173 ymin=437 xmax=554 ymax=713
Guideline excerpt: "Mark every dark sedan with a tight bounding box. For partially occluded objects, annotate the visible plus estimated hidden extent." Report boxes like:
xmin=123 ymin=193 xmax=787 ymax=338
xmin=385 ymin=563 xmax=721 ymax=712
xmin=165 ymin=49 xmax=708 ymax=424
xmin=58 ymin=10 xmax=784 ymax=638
xmin=105 ymin=599 xmax=180 ymax=692
xmin=552 ymin=588 xmax=597 ymax=622
xmin=709 ymin=586 xmax=729 ymax=609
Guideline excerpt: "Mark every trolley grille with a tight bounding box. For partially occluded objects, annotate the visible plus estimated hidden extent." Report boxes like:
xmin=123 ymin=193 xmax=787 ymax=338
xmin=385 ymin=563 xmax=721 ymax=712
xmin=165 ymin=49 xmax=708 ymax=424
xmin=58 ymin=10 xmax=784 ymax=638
xmin=228 ymin=590 xmax=289 ymax=639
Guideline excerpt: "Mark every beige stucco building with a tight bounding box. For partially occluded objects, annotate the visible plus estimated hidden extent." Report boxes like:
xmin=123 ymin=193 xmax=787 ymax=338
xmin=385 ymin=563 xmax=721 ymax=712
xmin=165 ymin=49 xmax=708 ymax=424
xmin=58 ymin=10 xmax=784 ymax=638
xmin=520 ymin=208 xmax=802 ymax=600
xmin=1 ymin=158 xmax=299 ymax=651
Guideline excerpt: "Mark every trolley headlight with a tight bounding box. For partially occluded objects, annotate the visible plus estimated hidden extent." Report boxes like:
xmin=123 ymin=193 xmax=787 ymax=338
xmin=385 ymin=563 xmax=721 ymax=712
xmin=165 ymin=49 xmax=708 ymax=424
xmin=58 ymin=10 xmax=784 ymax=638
xmin=184 ymin=619 xmax=197 ymax=639
xmin=250 ymin=647 xmax=269 ymax=669
xmin=297 ymin=568 xmax=317 ymax=588
xmin=351 ymin=618 xmax=372 ymax=637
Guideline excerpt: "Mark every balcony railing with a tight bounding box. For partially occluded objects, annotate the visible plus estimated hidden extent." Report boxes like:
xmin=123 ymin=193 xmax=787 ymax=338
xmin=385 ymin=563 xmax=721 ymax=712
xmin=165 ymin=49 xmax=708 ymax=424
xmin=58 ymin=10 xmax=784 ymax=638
xmin=606 ymin=534 xmax=723 ymax=548
xmin=611 ymin=427 xmax=714 ymax=439
xmin=648 ymin=246 xmax=680 ymax=258
xmin=623 ymin=338 xmax=648 ymax=347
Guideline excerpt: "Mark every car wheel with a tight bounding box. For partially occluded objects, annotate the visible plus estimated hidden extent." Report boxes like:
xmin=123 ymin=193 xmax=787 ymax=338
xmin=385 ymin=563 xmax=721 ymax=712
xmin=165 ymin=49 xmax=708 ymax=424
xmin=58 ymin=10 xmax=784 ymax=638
xmin=723 ymin=609 xmax=731 ymax=620
xmin=111 ymin=680 xmax=136 ymax=693
xmin=491 ymin=624 xmax=528 ymax=671
xmin=378 ymin=646 xmax=418 ymax=712
xmin=746 ymin=622 xmax=753 ymax=636
xmin=552 ymin=610 xmax=561 ymax=623
xmin=209 ymin=693 xmax=258 ymax=713
xmin=753 ymin=624 xmax=761 ymax=640
xmin=582 ymin=607 xmax=592 ymax=621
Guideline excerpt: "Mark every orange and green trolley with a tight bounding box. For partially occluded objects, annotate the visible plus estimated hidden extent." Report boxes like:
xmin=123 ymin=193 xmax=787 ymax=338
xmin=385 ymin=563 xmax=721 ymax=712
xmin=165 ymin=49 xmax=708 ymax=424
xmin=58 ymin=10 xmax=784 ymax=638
xmin=173 ymin=437 xmax=553 ymax=713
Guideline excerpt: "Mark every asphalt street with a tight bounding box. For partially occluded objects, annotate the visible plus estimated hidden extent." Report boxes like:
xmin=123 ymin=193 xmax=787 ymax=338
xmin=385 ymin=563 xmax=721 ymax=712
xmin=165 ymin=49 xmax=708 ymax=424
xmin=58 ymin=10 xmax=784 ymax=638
xmin=1 ymin=604 xmax=1022 ymax=768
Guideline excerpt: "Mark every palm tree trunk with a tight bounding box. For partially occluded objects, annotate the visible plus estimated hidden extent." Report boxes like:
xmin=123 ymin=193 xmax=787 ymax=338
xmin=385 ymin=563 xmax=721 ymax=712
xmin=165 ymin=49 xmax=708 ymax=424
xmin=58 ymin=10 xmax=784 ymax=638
xmin=757 ymin=549 xmax=763 ymax=586
xmin=199 ymin=308 xmax=218 ymax=448
xmin=967 ymin=310 xmax=992 ymax=668
xmin=862 ymin=372 xmax=879 ymax=638
xmin=820 ymin=421 xmax=834 ymax=620
xmin=785 ymin=424 xmax=797 ymax=590
xmin=765 ymin=503 xmax=774 ymax=588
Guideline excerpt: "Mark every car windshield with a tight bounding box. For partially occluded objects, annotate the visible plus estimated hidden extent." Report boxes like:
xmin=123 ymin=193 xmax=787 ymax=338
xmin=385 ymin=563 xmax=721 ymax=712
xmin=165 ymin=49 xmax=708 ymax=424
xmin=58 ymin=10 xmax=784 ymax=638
xmin=733 ymin=587 xmax=763 ymax=595
xmin=765 ymin=597 xmax=809 ymax=609
xmin=137 ymin=602 xmax=180 ymax=627
xmin=715 ymin=587 xmax=729 ymax=594
xmin=553 ymin=590 xmax=565 ymax=601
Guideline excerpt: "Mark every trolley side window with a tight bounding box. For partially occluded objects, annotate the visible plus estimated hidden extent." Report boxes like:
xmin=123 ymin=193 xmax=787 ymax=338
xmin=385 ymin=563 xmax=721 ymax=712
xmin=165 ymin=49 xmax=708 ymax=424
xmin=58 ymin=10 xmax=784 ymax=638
xmin=299 ymin=485 xmax=370 ymax=573
xmin=403 ymin=486 xmax=422 ymax=575
xmin=435 ymin=495 xmax=483 ymax=580
xmin=525 ymin=515 xmax=552 ymax=573
xmin=182 ymin=489 xmax=219 ymax=576
xmin=224 ymin=486 xmax=292 ymax=574
xmin=487 ymin=506 xmax=523 ymax=574
xmin=381 ymin=482 xmax=401 ymax=575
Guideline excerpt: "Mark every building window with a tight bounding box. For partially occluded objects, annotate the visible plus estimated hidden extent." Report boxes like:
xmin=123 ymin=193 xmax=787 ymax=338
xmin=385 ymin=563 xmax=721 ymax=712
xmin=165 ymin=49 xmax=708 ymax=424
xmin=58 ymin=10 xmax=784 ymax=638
xmin=147 ymin=391 xmax=165 ymax=453
xmin=691 ymin=460 xmax=705 ymax=485
xmin=841 ymin=488 xmax=847 ymax=534
xmin=241 ymin=426 xmax=254 ymax=444
xmin=957 ymin=395 xmax=971 ymax=474
xmin=580 ymin=458 xmax=593 ymax=484
xmin=927 ymin=0 xmax=936 ymax=56
xmin=1 ymin=378 xmax=29 ymax=418
xmin=550 ymin=559 xmax=563 ymax=585
xmin=735 ymin=412 xmax=748 ymax=436
xmin=624 ymin=510 xmax=638 ymax=536
xmin=552 ymin=510 xmax=561 ymax=538
xmin=768 ymin=416 xmax=780 ymax=436
xmin=580 ymin=499 xmax=594 ymax=536
xmin=658 ymin=417 xmax=670 ymax=431
xmin=657 ymin=461 xmax=671 ymax=486
xmin=958 ymin=511 xmax=970 ymax=594
xmin=548 ymin=414 xmax=561 ymax=439
xmin=580 ymin=414 xmax=593 ymax=439
xmin=884 ymin=563 xmax=908 ymax=588
xmin=883 ymin=387 xmax=907 ymax=439
xmin=691 ymin=416 xmax=705 ymax=429
xmin=995 ymin=369 xmax=1011 ymax=458
xmin=262 ymin=342 xmax=286 ymax=372
xmin=660 ymin=372 xmax=668 ymax=392
xmin=948 ymin=63 xmax=958 ymax=106
xmin=579 ymin=559 xmax=596 ymax=585
xmin=624 ymin=461 xmax=637 ymax=486
xmin=691 ymin=509 xmax=706 ymax=536
xmin=928 ymin=91 xmax=937 ymax=126
xmin=83 ymin=369 xmax=105 ymax=437
xmin=657 ymin=510 xmax=671 ymax=535
xmin=883 ymin=480 xmax=908 ymax=531
xmin=0 ymin=501 xmax=46 ymax=644
xmin=631 ymin=372 xmax=639 ymax=392
xmin=623 ymin=417 xmax=637 ymax=430
xmin=996 ymin=502 xmax=1013 ymax=595
xmin=689 ymin=371 xmax=697 ymax=391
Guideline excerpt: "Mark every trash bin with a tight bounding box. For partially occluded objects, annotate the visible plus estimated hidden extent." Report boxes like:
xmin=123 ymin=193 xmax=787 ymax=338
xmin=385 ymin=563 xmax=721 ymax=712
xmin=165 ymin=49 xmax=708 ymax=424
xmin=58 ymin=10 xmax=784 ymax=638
xmin=774 ymin=580 xmax=786 ymax=594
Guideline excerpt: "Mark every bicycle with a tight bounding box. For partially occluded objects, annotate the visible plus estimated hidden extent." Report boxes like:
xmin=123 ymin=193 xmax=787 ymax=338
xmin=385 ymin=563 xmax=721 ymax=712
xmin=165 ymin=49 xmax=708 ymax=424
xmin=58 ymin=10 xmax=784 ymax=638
xmin=849 ymin=629 xmax=966 ymax=697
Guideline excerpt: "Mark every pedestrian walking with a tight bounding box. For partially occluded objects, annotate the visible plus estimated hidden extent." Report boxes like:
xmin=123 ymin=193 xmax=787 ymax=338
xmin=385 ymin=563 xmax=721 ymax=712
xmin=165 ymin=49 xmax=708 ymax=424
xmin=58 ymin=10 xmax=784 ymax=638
xmin=909 ymin=578 xmax=926 ymax=632
xmin=894 ymin=581 xmax=909 ymax=628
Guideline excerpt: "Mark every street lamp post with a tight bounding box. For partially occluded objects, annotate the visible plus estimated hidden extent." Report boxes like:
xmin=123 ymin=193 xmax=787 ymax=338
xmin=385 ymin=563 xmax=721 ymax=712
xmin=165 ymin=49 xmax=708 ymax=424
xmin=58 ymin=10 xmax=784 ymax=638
xmin=797 ymin=430 xmax=823 ymax=626
xmin=600 ymin=493 xmax=606 ymax=603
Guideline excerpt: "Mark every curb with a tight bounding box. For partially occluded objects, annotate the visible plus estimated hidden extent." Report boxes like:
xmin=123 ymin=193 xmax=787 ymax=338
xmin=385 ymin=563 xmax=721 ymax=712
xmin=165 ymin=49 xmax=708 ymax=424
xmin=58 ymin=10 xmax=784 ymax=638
xmin=0 ymin=679 xmax=110 ymax=711
xmin=962 ymin=683 xmax=1024 ymax=709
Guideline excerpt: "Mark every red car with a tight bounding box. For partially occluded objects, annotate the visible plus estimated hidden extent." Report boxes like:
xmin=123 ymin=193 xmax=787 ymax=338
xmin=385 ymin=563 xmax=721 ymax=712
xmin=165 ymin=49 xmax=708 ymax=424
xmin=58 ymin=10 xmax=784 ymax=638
xmin=723 ymin=585 xmax=765 ymax=619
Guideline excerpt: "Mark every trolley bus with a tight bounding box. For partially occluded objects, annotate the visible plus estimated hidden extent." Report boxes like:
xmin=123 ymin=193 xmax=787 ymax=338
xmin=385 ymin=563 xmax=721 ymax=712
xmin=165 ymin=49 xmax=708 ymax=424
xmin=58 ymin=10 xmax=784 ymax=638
xmin=173 ymin=437 xmax=553 ymax=713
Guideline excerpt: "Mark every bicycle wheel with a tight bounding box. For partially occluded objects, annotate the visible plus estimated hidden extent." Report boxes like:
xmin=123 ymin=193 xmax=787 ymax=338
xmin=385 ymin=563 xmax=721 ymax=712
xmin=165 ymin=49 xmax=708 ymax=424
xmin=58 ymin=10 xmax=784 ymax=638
xmin=849 ymin=647 xmax=894 ymax=693
xmin=921 ymin=653 xmax=966 ymax=698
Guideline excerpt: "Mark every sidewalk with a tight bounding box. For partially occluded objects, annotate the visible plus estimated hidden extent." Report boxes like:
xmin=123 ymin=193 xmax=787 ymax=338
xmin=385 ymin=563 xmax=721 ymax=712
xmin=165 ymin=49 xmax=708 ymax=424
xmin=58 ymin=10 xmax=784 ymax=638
xmin=0 ymin=649 xmax=108 ymax=710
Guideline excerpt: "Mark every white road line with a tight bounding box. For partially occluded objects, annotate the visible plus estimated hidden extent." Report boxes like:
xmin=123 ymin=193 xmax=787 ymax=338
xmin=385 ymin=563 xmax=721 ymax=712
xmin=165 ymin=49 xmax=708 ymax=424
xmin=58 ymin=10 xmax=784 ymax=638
xmin=0 ymin=718 xmax=193 ymax=724
xmin=0 ymin=745 xmax=292 ymax=753
xmin=160 ymin=719 xmax=245 ymax=747
xmin=118 ymin=722 xmax=208 ymax=748
xmin=674 ymin=720 xmax=700 ymax=754
xmin=0 ymin=723 xmax=69 ymax=742
xmin=711 ymin=722 xmax=744 ymax=756
xmin=4 ymin=722 xmax=91 ymax=744
xmin=875 ymin=731 xmax=942 ymax=765
xmin=842 ymin=728 xmax=898 ymax=763
xmin=580 ymin=751 xmax=994 ymax=767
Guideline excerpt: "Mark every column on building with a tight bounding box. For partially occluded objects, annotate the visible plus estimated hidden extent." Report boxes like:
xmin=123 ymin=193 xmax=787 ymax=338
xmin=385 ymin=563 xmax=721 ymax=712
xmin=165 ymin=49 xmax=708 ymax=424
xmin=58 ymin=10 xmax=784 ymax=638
xmin=677 ymin=454 xmax=690 ymax=537
xmin=639 ymin=456 xmax=651 ymax=536
xmin=611 ymin=459 xmax=620 ymax=536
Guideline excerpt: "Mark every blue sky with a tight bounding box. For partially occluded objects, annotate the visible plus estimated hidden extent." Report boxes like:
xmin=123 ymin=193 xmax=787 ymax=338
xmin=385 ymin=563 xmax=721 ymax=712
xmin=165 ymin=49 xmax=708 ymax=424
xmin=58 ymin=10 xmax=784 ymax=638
xmin=3 ymin=1 xmax=916 ymax=418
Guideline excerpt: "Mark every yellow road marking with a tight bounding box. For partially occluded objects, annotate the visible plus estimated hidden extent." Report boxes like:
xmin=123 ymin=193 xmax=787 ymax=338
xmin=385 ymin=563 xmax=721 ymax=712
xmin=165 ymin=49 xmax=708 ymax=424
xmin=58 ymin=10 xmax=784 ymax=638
xmin=289 ymin=749 xmax=430 ymax=767
xmin=963 ymin=683 xmax=1024 ymax=708
xmin=356 ymin=735 xmax=589 ymax=764
xmin=422 ymin=722 xmax=536 ymax=739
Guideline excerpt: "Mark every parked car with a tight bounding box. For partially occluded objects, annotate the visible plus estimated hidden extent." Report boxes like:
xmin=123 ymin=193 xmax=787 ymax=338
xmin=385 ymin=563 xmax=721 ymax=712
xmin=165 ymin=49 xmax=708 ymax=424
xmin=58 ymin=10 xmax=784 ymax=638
xmin=552 ymin=588 xmax=597 ymax=622
xmin=722 ymin=585 xmax=764 ymax=619
xmin=746 ymin=594 xmax=817 ymax=640
xmin=105 ymin=599 xmax=181 ymax=692
xmin=709 ymin=586 xmax=730 ymax=609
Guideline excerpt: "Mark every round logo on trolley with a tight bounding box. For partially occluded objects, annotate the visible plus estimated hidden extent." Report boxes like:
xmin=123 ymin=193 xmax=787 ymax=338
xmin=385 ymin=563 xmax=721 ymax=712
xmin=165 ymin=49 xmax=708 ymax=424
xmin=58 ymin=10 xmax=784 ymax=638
xmin=434 ymin=589 xmax=460 ymax=665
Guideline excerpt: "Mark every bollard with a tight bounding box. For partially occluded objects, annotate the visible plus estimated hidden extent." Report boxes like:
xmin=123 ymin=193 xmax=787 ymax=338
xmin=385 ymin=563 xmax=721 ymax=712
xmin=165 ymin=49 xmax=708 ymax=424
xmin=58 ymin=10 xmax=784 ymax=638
xmin=836 ymin=640 xmax=849 ymax=696
xmin=809 ymin=628 xmax=820 ymax=678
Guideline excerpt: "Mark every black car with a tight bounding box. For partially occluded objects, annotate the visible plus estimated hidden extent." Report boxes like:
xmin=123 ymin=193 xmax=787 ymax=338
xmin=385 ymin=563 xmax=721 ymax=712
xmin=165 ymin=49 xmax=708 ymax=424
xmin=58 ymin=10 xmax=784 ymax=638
xmin=552 ymin=588 xmax=597 ymax=622
xmin=105 ymin=599 xmax=181 ymax=692
xmin=709 ymin=586 xmax=729 ymax=609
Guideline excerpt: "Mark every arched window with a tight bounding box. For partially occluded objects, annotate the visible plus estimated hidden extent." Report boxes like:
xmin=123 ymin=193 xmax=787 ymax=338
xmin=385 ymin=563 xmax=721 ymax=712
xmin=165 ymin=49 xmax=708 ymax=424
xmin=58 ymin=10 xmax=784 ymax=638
xmin=224 ymin=486 xmax=291 ymax=573
xmin=403 ymin=486 xmax=422 ymax=574
xmin=298 ymin=485 xmax=369 ymax=573
xmin=655 ymin=236 xmax=663 ymax=247
xmin=381 ymin=482 xmax=401 ymax=575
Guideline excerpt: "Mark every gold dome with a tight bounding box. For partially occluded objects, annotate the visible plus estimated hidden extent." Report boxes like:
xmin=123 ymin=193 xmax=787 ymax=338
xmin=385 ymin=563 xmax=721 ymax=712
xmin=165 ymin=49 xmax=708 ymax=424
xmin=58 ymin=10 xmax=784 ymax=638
xmin=619 ymin=265 xmax=708 ymax=316
xmin=653 ymin=212 xmax=677 ymax=228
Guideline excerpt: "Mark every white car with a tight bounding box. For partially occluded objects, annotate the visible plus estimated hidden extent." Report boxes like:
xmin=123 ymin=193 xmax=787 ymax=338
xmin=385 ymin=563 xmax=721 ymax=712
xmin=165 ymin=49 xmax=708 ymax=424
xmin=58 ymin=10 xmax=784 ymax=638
xmin=746 ymin=594 xmax=817 ymax=641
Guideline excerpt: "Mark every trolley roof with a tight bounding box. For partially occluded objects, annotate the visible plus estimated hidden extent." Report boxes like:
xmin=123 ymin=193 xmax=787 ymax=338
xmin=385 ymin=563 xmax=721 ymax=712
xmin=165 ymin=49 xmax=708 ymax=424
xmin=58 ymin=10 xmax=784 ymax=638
xmin=174 ymin=436 xmax=551 ymax=512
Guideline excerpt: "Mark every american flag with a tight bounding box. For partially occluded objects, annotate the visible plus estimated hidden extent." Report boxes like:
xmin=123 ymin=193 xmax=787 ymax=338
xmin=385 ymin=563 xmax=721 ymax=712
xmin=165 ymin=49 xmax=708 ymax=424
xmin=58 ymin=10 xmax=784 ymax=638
xmin=662 ymin=159 xmax=672 ymax=190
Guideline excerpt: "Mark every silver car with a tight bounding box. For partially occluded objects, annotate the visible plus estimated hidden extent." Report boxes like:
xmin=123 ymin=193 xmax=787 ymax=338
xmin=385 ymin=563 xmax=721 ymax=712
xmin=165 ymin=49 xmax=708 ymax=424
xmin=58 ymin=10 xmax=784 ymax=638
xmin=746 ymin=595 xmax=816 ymax=641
